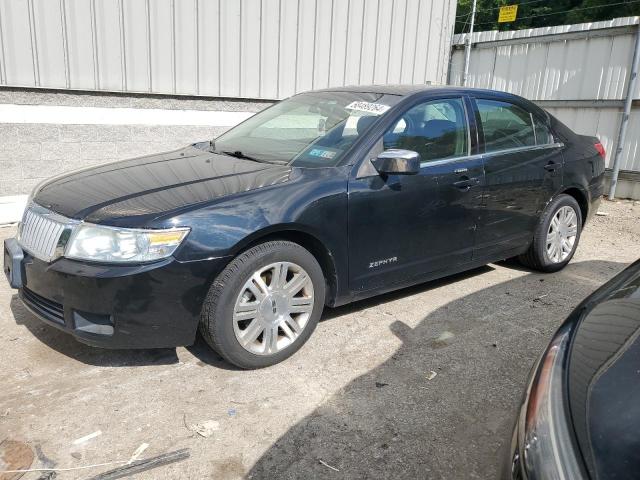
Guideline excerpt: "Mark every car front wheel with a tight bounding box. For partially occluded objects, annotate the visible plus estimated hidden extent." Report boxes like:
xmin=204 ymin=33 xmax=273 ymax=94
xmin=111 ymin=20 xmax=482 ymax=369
xmin=519 ymin=194 xmax=582 ymax=272
xmin=199 ymin=240 xmax=325 ymax=369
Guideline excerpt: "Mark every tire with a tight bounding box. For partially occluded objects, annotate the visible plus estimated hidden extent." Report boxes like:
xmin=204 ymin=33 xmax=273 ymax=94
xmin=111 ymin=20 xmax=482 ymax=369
xmin=199 ymin=240 xmax=325 ymax=369
xmin=519 ymin=194 xmax=582 ymax=273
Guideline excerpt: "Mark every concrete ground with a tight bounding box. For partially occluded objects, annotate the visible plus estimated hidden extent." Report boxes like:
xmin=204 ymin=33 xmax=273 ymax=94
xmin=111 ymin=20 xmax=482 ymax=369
xmin=1 ymin=200 xmax=639 ymax=479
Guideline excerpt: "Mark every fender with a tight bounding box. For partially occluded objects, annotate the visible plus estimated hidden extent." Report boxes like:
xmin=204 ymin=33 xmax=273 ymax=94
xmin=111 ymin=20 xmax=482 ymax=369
xmin=165 ymin=167 xmax=351 ymax=304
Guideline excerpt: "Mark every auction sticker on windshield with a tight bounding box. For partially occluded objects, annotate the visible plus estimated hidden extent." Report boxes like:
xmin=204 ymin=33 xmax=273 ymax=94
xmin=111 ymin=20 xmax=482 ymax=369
xmin=345 ymin=101 xmax=391 ymax=115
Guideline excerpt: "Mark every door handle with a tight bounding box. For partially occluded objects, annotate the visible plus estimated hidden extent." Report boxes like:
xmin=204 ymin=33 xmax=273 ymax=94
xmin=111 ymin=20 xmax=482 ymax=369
xmin=544 ymin=162 xmax=561 ymax=171
xmin=453 ymin=177 xmax=480 ymax=190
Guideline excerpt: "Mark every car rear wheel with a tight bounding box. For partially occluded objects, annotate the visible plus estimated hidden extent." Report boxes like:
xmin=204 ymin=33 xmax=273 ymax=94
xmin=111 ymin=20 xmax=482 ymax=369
xmin=199 ymin=240 xmax=325 ymax=369
xmin=518 ymin=194 xmax=582 ymax=273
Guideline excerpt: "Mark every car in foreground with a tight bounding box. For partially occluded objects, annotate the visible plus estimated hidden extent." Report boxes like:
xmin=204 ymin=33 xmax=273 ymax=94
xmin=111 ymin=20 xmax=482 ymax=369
xmin=4 ymin=85 xmax=605 ymax=368
xmin=505 ymin=258 xmax=640 ymax=479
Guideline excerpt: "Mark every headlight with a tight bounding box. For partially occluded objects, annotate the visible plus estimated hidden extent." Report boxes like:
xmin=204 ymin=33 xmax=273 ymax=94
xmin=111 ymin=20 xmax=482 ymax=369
xmin=65 ymin=224 xmax=189 ymax=263
xmin=519 ymin=324 xmax=585 ymax=479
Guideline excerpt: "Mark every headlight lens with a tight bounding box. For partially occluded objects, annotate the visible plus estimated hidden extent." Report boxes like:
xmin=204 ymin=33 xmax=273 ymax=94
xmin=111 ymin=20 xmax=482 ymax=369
xmin=65 ymin=224 xmax=189 ymax=263
xmin=520 ymin=324 xmax=584 ymax=480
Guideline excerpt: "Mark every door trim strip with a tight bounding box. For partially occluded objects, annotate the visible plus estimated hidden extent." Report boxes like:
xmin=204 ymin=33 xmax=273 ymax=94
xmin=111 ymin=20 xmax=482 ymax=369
xmin=420 ymin=142 xmax=564 ymax=169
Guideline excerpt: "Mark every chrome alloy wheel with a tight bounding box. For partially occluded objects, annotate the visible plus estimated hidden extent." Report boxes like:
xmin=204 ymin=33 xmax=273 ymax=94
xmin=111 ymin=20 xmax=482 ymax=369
xmin=546 ymin=206 xmax=578 ymax=263
xmin=232 ymin=262 xmax=314 ymax=355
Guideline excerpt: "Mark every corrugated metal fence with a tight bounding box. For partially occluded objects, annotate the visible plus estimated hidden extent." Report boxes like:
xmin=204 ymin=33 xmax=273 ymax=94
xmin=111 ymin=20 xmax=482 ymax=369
xmin=0 ymin=0 xmax=456 ymax=100
xmin=450 ymin=16 xmax=640 ymax=174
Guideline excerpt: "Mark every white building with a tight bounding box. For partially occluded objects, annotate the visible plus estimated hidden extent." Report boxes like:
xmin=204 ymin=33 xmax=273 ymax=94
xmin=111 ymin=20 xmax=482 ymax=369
xmin=0 ymin=0 xmax=457 ymax=218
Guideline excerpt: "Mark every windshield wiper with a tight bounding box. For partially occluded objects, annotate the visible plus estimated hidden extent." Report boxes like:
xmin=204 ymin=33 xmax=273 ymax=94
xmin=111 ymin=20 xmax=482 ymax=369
xmin=221 ymin=150 xmax=262 ymax=163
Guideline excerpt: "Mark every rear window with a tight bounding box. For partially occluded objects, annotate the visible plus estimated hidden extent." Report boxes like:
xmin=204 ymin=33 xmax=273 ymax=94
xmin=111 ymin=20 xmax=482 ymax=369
xmin=476 ymin=99 xmax=536 ymax=152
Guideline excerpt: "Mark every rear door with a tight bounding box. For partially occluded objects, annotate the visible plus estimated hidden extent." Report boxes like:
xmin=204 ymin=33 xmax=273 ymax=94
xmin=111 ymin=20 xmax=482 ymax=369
xmin=472 ymin=97 xmax=564 ymax=258
xmin=347 ymin=96 xmax=484 ymax=293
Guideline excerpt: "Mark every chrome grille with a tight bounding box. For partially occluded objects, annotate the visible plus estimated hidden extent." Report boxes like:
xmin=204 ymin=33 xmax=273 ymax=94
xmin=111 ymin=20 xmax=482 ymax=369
xmin=18 ymin=205 xmax=72 ymax=262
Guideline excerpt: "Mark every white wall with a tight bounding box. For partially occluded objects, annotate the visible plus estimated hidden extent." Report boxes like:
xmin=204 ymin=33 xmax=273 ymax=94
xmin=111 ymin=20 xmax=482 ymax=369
xmin=0 ymin=0 xmax=457 ymax=99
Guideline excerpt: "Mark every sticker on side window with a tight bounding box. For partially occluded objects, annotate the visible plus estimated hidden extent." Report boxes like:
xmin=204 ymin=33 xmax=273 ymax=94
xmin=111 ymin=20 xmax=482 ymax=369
xmin=345 ymin=101 xmax=391 ymax=115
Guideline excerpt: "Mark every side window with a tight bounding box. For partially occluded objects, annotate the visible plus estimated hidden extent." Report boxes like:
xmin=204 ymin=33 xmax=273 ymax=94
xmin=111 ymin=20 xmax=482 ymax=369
xmin=383 ymin=98 xmax=468 ymax=162
xmin=533 ymin=116 xmax=553 ymax=145
xmin=476 ymin=99 xmax=536 ymax=152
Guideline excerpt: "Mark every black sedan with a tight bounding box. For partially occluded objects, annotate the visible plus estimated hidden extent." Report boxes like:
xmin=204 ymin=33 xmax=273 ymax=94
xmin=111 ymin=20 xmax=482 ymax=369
xmin=505 ymin=258 xmax=640 ymax=480
xmin=4 ymin=85 xmax=605 ymax=368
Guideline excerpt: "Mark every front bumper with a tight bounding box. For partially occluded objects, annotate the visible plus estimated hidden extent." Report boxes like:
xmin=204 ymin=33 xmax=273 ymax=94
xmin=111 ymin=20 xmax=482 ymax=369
xmin=504 ymin=416 xmax=525 ymax=480
xmin=4 ymin=238 xmax=230 ymax=349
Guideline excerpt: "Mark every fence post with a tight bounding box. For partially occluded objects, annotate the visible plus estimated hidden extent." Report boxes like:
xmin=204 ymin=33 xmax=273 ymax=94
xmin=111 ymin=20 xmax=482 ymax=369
xmin=609 ymin=22 xmax=640 ymax=200
xmin=462 ymin=0 xmax=477 ymax=86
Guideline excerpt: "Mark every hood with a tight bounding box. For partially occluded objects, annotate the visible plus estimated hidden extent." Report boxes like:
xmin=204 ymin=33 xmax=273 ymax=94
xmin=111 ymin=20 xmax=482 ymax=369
xmin=33 ymin=145 xmax=292 ymax=225
xmin=566 ymin=259 xmax=640 ymax=480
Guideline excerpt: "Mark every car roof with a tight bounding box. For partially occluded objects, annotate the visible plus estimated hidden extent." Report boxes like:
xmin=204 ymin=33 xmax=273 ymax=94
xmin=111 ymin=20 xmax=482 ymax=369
xmin=314 ymin=84 xmax=436 ymax=95
xmin=313 ymin=84 xmax=528 ymax=102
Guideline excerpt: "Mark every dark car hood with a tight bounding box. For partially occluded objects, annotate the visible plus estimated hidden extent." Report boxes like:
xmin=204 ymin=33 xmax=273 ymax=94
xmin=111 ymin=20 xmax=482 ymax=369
xmin=567 ymin=259 xmax=640 ymax=480
xmin=33 ymin=145 xmax=292 ymax=225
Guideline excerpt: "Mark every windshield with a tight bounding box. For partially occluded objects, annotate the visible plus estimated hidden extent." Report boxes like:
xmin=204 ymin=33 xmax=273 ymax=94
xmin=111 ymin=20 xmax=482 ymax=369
xmin=212 ymin=91 xmax=401 ymax=166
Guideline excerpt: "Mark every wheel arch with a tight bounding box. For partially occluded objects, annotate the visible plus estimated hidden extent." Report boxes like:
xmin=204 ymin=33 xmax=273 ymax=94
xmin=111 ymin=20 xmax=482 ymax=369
xmin=230 ymin=226 xmax=340 ymax=307
xmin=560 ymin=186 xmax=589 ymax=224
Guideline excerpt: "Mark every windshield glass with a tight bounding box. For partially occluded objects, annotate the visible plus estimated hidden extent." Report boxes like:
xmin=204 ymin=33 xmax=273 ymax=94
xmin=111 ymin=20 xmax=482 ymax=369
xmin=212 ymin=91 xmax=400 ymax=166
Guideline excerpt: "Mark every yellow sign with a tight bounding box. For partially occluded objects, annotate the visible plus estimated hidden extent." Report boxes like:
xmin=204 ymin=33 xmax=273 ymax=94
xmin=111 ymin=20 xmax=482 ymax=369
xmin=498 ymin=4 xmax=518 ymax=23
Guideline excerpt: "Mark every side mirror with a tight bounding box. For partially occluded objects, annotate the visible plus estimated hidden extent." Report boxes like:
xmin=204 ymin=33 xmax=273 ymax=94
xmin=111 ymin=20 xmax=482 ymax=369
xmin=371 ymin=149 xmax=421 ymax=175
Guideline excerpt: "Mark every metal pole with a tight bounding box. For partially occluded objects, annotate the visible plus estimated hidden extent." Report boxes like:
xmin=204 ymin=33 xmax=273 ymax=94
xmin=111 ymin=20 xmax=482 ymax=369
xmin=462 ymin=0 xmax=477 ymax=86
xmin=609 ymin=22 xmax=640 ymax=200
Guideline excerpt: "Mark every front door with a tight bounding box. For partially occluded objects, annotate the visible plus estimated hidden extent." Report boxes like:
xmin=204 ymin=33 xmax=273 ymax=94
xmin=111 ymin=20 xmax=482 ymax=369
xmin=471 ymin=97 xmax=564 ymax=258
xmin=348 ymin=97 xmax=484 ymax=293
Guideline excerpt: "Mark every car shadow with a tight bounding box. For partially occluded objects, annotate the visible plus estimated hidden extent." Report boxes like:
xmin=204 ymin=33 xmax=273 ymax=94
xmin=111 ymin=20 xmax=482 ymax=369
xmin=187 ymin=268 xmax=496 ymax=369
xmin=321 ymin=265 xmax=495 ymax=321
xmin=9 ymin=294 xmax=179 ymax=367
xmin=184 ymin=333 xmax=244 ymax=371
xmin=246 ymin=259 xmax=629 ymax=480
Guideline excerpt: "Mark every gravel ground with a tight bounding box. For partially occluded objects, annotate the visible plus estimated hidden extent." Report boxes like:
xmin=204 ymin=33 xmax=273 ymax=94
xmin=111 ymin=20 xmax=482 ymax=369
xmin=1 ymin=199 xmax=639 ymax=480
